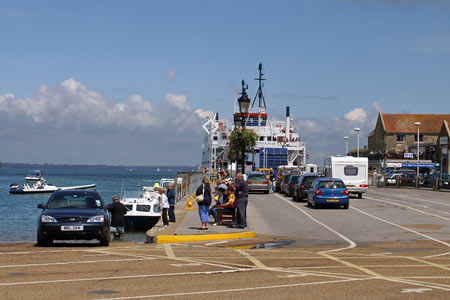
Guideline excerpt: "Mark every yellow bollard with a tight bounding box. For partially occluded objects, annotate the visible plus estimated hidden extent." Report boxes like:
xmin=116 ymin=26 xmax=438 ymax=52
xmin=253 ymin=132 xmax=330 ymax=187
xmin=185 ymin=193 xmax=195 ymax=210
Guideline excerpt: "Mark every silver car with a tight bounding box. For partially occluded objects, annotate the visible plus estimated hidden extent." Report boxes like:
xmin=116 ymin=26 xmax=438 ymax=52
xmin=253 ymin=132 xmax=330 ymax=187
xmin=246 ymin=173 xmax=270 ymax=194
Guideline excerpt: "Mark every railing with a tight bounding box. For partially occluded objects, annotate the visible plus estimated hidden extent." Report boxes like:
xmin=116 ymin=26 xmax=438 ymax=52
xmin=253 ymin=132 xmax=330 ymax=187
xmin=374 ymin=175 xmax=450 ymax=190
xmin=175 ymin=172 xmax=203 ymax=205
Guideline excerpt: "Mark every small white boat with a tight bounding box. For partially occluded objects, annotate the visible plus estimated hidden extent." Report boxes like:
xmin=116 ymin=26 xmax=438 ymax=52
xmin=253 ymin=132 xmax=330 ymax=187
xmin=9 ymin=182 xmax=96 ymax=194
xmin=121 ymin=187 xmax=161 ymax=231
xmin=25 ymin=170 xmax=45 ymax=182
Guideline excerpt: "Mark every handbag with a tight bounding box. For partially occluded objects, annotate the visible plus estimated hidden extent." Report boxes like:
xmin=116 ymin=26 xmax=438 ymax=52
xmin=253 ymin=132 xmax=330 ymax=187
xmin=196 ymin=184 xmax=204 ymax=202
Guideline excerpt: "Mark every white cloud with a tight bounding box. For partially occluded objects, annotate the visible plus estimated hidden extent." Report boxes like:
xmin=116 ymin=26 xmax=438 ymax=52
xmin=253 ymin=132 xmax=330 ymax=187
xmin=344 ymin=108 xmax=367 ymax=122
xmin=0 ymin=79 xmax=214 ymax=165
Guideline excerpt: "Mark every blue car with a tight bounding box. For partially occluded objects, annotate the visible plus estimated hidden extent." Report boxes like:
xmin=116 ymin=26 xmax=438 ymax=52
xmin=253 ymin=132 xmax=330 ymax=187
xmin=307 ymin=178 xmax=349 ymax=209
xmin=37 ymin=190 xmax=110 ymax=246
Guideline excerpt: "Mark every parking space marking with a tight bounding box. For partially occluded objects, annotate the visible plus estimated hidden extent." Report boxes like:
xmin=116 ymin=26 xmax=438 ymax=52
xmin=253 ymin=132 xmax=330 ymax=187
xmin=235 ymin=249 xmax=267 ymax=268
xmin=92 ymin=278 xmax=371 ymax=300
xmin=364 ymin=195 xmax=450 ymax=221
xmin=205 ymin=240 xmax=228 ymax=246
xmin=351 ymin=206 xmax=450 ymax=249
xmin=424 ymin=251 xmax=450 ymax=258
xmin=405 ymin=257 xmax=450 ymax=272
xmin=163 ymin=244 xmax=175 ymax=258
xmin=0 ymin=258 xmax=148 ymax=269
xmin=273 ymin=193 xmax=356 ymax=253
xmin=0 ymin=269 xmax=255 ymax=287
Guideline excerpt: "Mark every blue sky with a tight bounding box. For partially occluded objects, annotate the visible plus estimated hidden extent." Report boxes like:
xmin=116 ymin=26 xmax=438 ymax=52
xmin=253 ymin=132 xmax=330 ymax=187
xmin=1 ymin=0 xmax=450 ymax=165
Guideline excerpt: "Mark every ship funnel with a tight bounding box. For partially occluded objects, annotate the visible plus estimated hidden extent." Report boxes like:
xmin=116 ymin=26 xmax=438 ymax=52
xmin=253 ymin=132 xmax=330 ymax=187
xmin=215 ymin=113 xmax=219 ymax=121
xmin=285 ymin=106 xmax=290 ymax=141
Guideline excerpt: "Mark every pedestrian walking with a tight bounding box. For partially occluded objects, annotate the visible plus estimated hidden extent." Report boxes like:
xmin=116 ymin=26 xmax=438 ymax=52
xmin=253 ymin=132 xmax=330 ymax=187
xmin=167 ymin=183 xmax=176 ymax=222
xmin=159 ymin=188 xmax=169 ymax=227
xmin=231 ymin=172 xmax=248 ymax=229
xmin=107 ymin=195 xmax=127 ymax=240
xmin=196 ymin=176 xmax=212 ymax=230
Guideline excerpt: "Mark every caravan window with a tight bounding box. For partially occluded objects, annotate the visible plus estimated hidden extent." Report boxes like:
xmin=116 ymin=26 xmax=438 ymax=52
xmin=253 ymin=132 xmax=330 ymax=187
xmin=344 ymin=166 xmax=358 ymax=176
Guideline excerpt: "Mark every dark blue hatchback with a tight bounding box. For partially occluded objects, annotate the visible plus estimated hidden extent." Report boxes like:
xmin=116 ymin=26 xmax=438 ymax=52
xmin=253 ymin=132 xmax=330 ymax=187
xmin=37 ymin=190 xmax=110 ymax=246
xmin=307 ymin=178 xmax=349 ymax=209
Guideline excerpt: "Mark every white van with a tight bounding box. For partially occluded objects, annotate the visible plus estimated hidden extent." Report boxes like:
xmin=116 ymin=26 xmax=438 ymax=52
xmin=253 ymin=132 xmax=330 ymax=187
xmin=324 ymin=156 xmax=368 ymax=198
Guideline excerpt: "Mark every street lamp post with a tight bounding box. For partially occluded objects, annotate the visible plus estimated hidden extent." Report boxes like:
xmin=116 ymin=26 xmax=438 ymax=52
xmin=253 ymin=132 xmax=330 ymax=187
xmin=344 ymin=136 xmax=349 ymax=156
xmin=414 ymin=122 xmax=421 ymax=179
xmin=235 ymin=80 xmax=251 ymax=174
xmin=354 ymin=128 xmax=360 ymax=157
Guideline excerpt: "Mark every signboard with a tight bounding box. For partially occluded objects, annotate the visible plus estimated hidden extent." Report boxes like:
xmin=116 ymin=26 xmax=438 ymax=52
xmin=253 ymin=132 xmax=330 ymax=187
xmin=440 ymin=137 xmax=448 ymax=145
xmin=386 ymin=163 xmax=402 ymax=168
xmin=177 ymin=178 xmax=183 ymax=184
xmin=402 ymin=163 xmax=435 ymax=168
xmin=404 ymin=153 xmax=413 ymax=159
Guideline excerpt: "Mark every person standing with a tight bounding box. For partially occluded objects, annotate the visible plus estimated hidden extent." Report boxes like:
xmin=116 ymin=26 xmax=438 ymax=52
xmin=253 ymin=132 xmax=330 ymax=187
xmin=232 ymin=173 xmax=248 ymax=229
xmin=167 ymin=183 xmax=176 ymax=222
xmin=196 ymin=176 xmax=212 ymax=230
xmin=159 ymin=188 xmax=169 ymax=227
xmin=108 ymin=195 xmax=127 ymax=240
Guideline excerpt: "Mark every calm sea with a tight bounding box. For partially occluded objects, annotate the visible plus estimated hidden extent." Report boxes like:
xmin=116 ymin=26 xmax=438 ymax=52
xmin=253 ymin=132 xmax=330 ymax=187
xmin=0 ymin=163 xmax=190 ymax=243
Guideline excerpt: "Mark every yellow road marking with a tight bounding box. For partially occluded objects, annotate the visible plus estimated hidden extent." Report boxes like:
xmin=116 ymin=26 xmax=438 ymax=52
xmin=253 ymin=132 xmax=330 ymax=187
xmin=157 ymin=231 xmax=256 ymax=243
xmin=235 ymin=249 xmax=267 ymax=268
xmin=320 ymin=253 xmax=383 ymax=278
xmin=406 ymin=256 xmax=450 ymax=272
xmin=164 ymin=244 xmax=175 ymax=258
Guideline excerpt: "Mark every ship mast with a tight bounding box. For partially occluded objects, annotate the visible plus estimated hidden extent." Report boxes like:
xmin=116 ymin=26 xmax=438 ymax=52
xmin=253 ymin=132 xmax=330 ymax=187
xmin=251 ymin=62 xmax=266 ymax=111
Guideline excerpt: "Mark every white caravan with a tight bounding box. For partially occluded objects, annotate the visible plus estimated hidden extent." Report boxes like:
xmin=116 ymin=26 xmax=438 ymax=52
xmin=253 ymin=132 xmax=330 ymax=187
xmin=324 ymin=156 xmax=368 ymax=198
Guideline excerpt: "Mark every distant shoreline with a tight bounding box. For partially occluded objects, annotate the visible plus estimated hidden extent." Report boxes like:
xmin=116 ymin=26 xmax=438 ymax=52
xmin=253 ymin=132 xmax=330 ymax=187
xmin=1 ymin=162 xmax=195 ymax=169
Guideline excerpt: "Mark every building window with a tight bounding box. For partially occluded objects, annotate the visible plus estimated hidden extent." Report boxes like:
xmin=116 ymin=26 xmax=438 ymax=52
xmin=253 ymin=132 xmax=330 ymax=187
xmin=414 ymin=134 xmax=424 ymax=142
xmin=396 ymin=134 xmax=406 ymax=142
xmin=259 ymin=136 xmax=264 ymax=141
xmin=213 ymin=136 xmax=218 ymax=141
xmin=267 ymin=136 xmax=272 ymax=141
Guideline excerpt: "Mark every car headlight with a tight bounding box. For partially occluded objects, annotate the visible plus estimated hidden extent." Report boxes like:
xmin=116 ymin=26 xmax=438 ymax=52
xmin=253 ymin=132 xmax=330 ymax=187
xmin=87 ymin=215 xmax=104 ymax=223
xmin=41 ymin=215 xmax=57 ymax=223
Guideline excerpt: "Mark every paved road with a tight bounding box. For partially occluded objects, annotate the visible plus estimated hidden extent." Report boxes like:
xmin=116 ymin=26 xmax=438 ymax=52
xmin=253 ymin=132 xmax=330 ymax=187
xmin=0 ymin=187 xmax=449 ymax=299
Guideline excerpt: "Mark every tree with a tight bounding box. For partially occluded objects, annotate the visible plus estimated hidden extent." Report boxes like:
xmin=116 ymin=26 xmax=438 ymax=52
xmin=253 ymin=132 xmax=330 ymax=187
xmin=228 ymin=128 xmax=258 ymax=172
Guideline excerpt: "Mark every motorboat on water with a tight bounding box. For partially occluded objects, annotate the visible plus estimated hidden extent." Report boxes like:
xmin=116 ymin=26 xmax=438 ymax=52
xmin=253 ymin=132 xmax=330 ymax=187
xmin=25 ymin=170 xmax=45 ymax=182
xmin=120 ymin=187 xmax=161 ymax=231
xmin=9 ymin=182 xmax=96 ymax=194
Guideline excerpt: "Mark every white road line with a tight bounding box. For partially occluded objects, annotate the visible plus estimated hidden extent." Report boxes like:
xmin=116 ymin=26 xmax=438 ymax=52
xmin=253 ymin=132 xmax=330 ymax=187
xmin=364 ymin=195 xmax=450 ymax=221
xmin=369 ymin=191 xmax=450 ymax=207
xmin=350 ymin=206 xmax=450 ymax=248
xmin=0 ymin=245 xmax=150 ymax=256
xmin=0 ymin=269 xmax=255 ymax=287
xmin=273 ymin=193 xmax=356 ymax=254
xmin=0 ymin=258 xmax=150 ymax=269
xmin=93 ymin=278 xmax=371 ymax=300
xmin=424 ymin=251 xmax=450 ymax=258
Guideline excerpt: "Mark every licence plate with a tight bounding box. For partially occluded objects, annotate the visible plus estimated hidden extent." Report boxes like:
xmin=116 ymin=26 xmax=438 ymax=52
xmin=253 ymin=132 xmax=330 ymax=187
xmin=61 ymin=225 xmax=84 ymax=231
xmin=346 ymin=185 xmax=354 ymax=187
xmin=327 ymin=199 xmax=339 ymax=202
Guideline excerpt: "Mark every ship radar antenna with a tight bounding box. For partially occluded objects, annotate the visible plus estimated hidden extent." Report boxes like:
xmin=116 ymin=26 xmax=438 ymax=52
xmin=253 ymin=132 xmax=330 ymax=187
xmin=250 ymin=62 xmax=267 ymax=110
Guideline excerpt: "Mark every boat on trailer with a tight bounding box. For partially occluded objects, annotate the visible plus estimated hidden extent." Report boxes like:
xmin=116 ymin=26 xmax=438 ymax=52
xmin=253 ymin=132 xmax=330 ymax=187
xmin=120 ymin=187 xmax=161 ymax=231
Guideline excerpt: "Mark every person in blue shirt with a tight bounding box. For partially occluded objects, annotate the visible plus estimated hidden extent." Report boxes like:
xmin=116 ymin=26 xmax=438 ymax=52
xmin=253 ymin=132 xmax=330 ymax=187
xmin=167 ymin=183 xmax=176 ymax=222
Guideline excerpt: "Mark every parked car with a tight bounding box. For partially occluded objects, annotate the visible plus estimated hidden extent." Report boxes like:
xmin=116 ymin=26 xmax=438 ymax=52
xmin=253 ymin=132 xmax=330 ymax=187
xmin=279 ymin=174 xmax=291 ymax=195
xmin=294 ymin=173 xmax=323 ymax=201
xmin=307 ymin=178 xmax=349 ymax=209
xmin=286 ymin=175 xmax=300 ymax=197
xmin=246 ymin=172 xmax=270 ymax=194
xmin=37 ymin=189 xmax=110 ymax=246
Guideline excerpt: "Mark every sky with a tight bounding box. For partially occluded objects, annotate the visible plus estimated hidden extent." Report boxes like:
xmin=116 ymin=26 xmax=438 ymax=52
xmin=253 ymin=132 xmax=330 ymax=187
xmin=1 ymin=0 xmax=450 ymax=166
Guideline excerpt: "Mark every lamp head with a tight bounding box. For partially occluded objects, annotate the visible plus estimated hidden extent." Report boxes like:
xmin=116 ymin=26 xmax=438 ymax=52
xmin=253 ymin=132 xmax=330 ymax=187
xmin=414 ymin=122 xmax=421 ymax=126
xmin=354 ymin=128 xmax=360 ymax=132
xmin=344 ymin=136 xmax=349 ymax=140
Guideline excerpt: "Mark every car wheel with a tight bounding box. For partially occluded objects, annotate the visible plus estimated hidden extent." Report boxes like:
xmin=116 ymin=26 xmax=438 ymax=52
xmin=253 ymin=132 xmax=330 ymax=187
xmin=358 ymin=193 xmax=362 ymax=199
xmin=343 ymin=204 xmax=349 ymax=209
xmin=307 ymin=200 xmax=312 ymax=207
xmin=264 ymin=190 xmax=269 ymax=194
xmin=99 ymin=235 xmax=110 ymax=246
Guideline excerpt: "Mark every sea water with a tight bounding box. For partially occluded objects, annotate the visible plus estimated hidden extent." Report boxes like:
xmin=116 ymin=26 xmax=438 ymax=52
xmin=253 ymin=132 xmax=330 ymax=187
xmin=0 ymin=163 xmax=187 ymax=243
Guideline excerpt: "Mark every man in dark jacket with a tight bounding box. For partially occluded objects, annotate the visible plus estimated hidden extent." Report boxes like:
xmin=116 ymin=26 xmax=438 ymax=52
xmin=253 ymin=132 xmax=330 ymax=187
xmin=108 ymin=195 xmax=127 ymax=240
xmin=232 ymin=172 xmax=248 ymax=228
xmin=167 ymin=183 xmax=176 ymax=222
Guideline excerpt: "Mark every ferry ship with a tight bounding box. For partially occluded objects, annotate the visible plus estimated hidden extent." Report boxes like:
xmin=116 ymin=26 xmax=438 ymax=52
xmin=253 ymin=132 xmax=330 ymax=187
xmin=201 ymin=63 xmax=306 ymax=175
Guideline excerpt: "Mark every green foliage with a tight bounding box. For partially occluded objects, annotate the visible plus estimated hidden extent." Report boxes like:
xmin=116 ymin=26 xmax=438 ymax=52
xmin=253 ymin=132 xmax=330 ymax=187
xmin=228 ymin=128 xmax=258 ymax=161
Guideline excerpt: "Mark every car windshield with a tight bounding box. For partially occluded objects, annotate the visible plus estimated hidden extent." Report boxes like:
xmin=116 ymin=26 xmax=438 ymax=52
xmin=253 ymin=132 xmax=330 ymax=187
xmin=48 ymin=192 xmax=103 ymax=209
xmin=318 ymin=181 xmax=345 ymax=189
xmin=248 ymin=174 xmax=267 ymax=182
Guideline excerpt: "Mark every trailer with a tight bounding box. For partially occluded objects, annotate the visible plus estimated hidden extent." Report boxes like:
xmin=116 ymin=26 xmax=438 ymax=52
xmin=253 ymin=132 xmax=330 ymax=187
xmin=324 ymin=156 xmax=368 ymax=198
